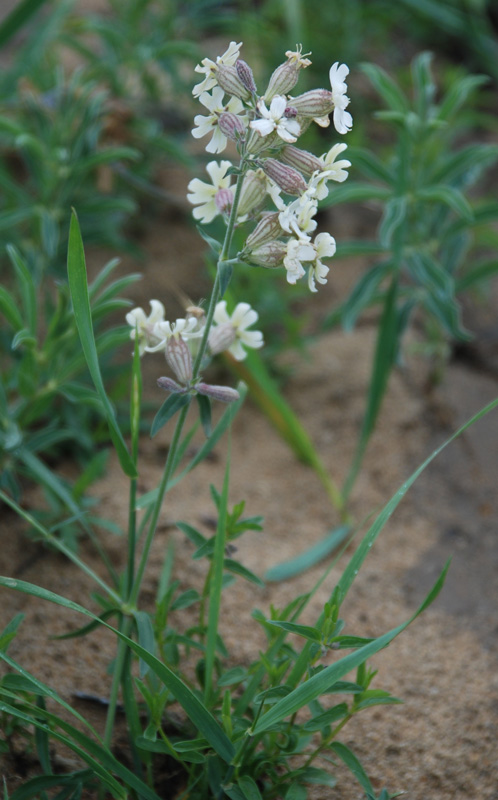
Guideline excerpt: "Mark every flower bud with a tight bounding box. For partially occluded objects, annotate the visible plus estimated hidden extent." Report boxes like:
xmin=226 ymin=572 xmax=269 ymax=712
xmin=237 ymin=168 xmax=267 ymax=217
xmin=217 ymin=112 xmax=246 ymax=142
xmin=247 ymin=240 xmax=286 ymax=267
xmin=216 ymin=65 xmax=251 ymax=101
xmin=165 ymin=336 xmax=193 ymax=384
xmin=246 ymin=212 xmax=282 ymax=248
xmin=280 ymin=145 xmax=323 ymax=177
xmin=262 ymin=158 xmax=307 ymax=196
xmin=236 ymin=59 xmax=257 ymax=94
xmin=215 ymin=187 xmax=234 ymax=215
xmin=264 ymin=62 xmax=299 ymax=102
xmin=208 ymin=322 xmax=236 ymax=356
xmin=195 ymin=382 xmax=240 ymax=403
xmin=157 ymin=376 xmax=186 ymax=394
xmin=246 ymin=128 xmax=280 ymax=155
xmin=290 ymin=90 xmax=334 ymax=118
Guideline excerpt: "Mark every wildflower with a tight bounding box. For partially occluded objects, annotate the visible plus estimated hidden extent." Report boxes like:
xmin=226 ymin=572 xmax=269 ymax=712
xmin=210 ymin=301 xmax=264 ymax=361
xmin=306 ymin=143 xmax=351 ymax=200
xmin=307 ymin=232 xmax=336 ymax=292
xmin=193 ymin=41 xmax=242 ymax=97
xmin=250 ymin=96 xmax=301 ymax=144
xmin=280 ymin=145 xmax=324 ymax=177
xmin=236 ymin=59 xmax=257 ymax=94
xmin=329 ymin=62 xmax=353 ymax=134
xmin=126 ymin=300 xmax=165 ymax=355
xmin=145 ymin=317 xmax=201 ymax=353
xmin=283 ymin=238 xmax=316 ymax=284
xmin=192 ymin=88 xmax=246 ymax=153
xmin=187 ymin=160 xmax=233 ymax=223
xmin=277 ymin=191 xmax=318 ymax=240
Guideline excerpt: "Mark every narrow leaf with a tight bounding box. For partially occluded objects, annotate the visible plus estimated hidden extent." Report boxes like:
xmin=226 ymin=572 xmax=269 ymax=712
xmin=151 ymin=393 xmax=191 ymax=438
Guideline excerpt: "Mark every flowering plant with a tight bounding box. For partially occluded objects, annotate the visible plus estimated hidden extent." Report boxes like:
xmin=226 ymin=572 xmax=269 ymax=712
xmin=0 ymin=42 xmax=470 ymax=800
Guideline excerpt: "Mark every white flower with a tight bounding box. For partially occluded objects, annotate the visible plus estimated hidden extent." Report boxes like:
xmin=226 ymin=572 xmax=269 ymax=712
xmin=278 ymin=191 xmax=318 ymax=241
xmin=145 ymin=317 xmax=202 ymax=353
xmin=307 ymin=232 xmax=336 ymax=292
xmin=187 ymin=160 xmax=233 ymax=223
xmin=192 ymin=87 xmax=246 ymax=153
xmin=250 ymin=96 xmax=301 ymax=144
xmin=308 ymin=143 xmax=351 ymax=200
xmin=211 ymin=301 xmax=264 ymax=361
xmin=126 ymin=300 xmax=165 ymax=355
xmin=193 ymin=41 xmax=242 ymax=97
xmin=283 ymin=238 xmax=315 ymax=285
xmin=329 ymin=62 xmax=353 ymax=134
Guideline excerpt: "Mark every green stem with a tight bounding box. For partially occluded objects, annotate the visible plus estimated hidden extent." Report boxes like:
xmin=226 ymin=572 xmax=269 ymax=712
xmin=103 ymin=615 xmax=134 ymax=749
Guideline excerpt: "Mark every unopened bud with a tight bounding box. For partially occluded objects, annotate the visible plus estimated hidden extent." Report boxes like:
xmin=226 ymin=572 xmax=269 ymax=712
xmin=236 ymin=59 xmax=257 ymax=94
xmin=262 ymin=158 xmax=307 ymax=196
xmin=218 ymin=112 xmax=246 ymax=142
xmin=157 ymin=376 xmax=186 ymax=394
xmin=246 ymin=128 xmax=279 ymax=155
xmin=280 ymin=145 xmax=323 ymax=177
xmin=237 ymin=169 xmax=267 ymax=217
xmin=246 ymin=212 xmax=282 ymax=248
xmin=165 ymin=336 xmax=193 ymax=384
xmin=265 ymin=62 xmax=300 ymax=103
xmin=195 ymin=382 xmax=240 ymax=403
xmin=290 ymin=90 xmax=334 ymax=118
xmin=215 ymin=187 xmax=234 ymax=215
xmin=216 ymin=65 xmax=251 ymax=101
xmin=208 ymin=322 xmax=236 ymax=356
xmin=247 ymin=240 xmax=286 ymax=268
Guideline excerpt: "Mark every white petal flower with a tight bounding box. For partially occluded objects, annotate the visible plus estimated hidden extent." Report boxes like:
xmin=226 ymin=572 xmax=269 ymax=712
xmin=329 ymin=62 xmax=353 ymax=134
xmin=145 ymin=317 xmax=202 ymax=353
xmin=211 ymin=300 xmax=263 ymax=361
xmin=250 ymin=96 xmax=301 ymax=144
xmin=308 ymin=144 xmax=351 ymax=200
xmin=187 ymin=160 xmax=233 ymax=223
xmin=126 ymin=299 xmax=165 ymax=355
xmin=283 ymin=238 xmax=315 ymax=285
xmin=307 ymin=232 xmax=336 ymax=292
xmin=192 ymin=88 xmax=245 ymax=153
xmin=193 ymin=41 xmax=242 ymax=97
xmin=278 ymin=191 xmax=318 ymax=241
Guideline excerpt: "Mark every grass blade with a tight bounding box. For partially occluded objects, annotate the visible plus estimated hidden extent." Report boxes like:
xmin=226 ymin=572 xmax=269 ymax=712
xmin=67 ymin=210 xmax=136 ymax=478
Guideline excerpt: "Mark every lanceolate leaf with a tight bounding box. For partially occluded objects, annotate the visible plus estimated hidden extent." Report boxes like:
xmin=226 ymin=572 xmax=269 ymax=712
xmin=66 ymin=211 xmax=136 ymax=478
xmin=0 ymin=578 xmax=235 ymax=765
xmin=251 ymin=562 xmax=449 ymax=735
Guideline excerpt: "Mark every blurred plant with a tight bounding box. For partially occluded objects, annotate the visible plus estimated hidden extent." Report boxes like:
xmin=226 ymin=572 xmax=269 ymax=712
xmin=0 ymin=69 xmax=140 ymax=278
xmin=321 ymin=52 xmax=498 ymax=500
xmin=0 ymin=243 xmax=139 ymax=548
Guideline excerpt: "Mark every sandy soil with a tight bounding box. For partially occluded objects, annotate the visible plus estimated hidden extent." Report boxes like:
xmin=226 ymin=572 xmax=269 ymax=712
xmin=1 ymin=179 xmax=497 ymax=799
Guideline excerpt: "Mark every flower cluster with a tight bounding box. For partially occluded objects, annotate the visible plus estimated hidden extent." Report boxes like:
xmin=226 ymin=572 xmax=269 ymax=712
xmin=188 ymin=43 xmax=352 ymax=292
xmin=126 ymin=300 xmax=263 ymax=402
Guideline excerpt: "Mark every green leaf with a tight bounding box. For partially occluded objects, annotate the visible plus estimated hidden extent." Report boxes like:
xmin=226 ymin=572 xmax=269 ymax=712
xmin=197 ymin=393 xmax=212 ymax=437
xmin=6 ymin=246 xmax=36 ymax=334
xmin=238 ymin=775 xmax=263 ymax=800
xmin=340 ymin=261 xmax=392 ymax=332
xmin=0 ymin=287 xmax=23 ymax=330
xmin=151 ymin=393 xmax=191 ymax=438
xmin=0 ymin=0 xmax=49 ymax=48
xmin=219 ymin=260 xmax=234 ymax=298
xmin=361 ymin=63 xmax=409 ymax=113
xmin=321 ymin=182 xmax=390 ymax=208
xmin=302 ymin=703 xmax=348 ymax=731
xmin=171 ymin=589 xmax=201 ymax=611
xmin=217 ymin=667 xmax=247 ymax=687
xmin=265 ymin=525 xmax=351 ymax=582
xmin=416 ymin=186 xmax=473 ymax=222
xmin=411 ymin=52 xmax=435 ymax=119
xmin=456 ymin=258 xmax=498 ymax=292
xmin=224 ymin=559 xmax=265 ymax=587
xmin=422 ymin=291 xmax=471 ymax=341
xmin=379 ymin=197 xmax=407 ymax=249
xmin=133 ymin=611 xmax=155 ymax=677
xmin=250 ymin=562 xmax=449 ymax=735
xmin=197 ymin=226 xmax=222 ymax=255
xmin=66 ymin=211 xmax=136 ymax=478
xmin=264 ymin=621 xmax=322 ymax=643
xmin=330 ymin=741 xmax=374 ymax=794
xmin=0 ymin=579 xmax=236 ymax=765
xmin=346 ymin=147 xmax=394 ymax=185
